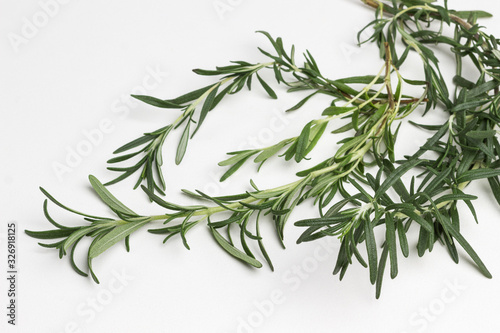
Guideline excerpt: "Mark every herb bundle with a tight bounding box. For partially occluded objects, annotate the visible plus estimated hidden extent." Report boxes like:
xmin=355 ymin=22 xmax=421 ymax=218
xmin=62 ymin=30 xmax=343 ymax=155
xmin=27 ymin=0 xmax=500 ymax=298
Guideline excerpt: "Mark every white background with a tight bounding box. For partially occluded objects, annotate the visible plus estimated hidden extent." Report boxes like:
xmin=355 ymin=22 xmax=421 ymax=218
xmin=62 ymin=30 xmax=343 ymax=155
xmin=1 ymin=0 xmax=500 ymax=332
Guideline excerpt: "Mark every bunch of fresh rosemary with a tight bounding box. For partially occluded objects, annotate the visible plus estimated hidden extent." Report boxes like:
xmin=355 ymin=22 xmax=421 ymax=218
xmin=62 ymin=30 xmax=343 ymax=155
xmin=27 ymin=0 xmax=500 ymax=298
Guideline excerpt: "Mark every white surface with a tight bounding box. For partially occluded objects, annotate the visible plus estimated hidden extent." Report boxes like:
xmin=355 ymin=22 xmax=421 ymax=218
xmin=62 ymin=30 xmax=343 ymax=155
xmin=1 ymin=1 xmax=500 ymax=332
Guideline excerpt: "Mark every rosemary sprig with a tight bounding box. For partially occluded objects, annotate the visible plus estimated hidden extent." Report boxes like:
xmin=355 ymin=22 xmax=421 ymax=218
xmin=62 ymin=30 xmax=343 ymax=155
xmin=105 ymin=59 xmax=278 ymax=195
xmin=27 ymin=1 xmax=500 ymax=298
xmin=106 ymin=29 xmax=417 ymax=193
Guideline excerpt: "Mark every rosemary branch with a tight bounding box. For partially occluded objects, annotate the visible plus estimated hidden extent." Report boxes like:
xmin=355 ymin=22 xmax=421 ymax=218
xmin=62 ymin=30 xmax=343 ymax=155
xmin=27 ymin=1 xmax=500 ymax=298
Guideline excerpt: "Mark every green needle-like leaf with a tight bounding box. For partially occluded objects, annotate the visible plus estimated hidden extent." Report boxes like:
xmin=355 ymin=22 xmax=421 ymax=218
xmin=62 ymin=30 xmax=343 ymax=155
xmin=439 ymin=218 xmax=492 ymax=278
xmin=210 ymin=226 xmax=263 ymax=268
xmin=256 ymin=73 xmax=277 ymax=99
xmin=176 ymin=122 xmax=190 ymax=165
xmin=375 ymin=160 xmax=422 ymax=200
xmin=364 ymin=219 xmax=378 ymax=285
xmin=88 ymin=219 xmax=150 ymax=260
xmin=89 ymin=175 xmax=138 ymax=217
